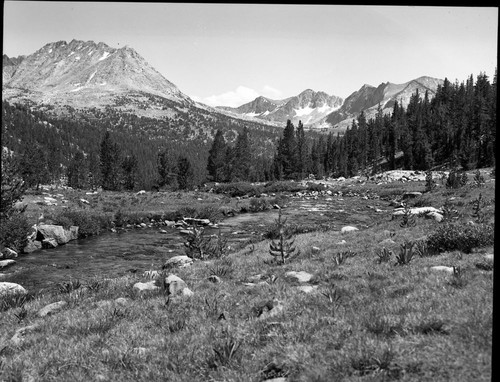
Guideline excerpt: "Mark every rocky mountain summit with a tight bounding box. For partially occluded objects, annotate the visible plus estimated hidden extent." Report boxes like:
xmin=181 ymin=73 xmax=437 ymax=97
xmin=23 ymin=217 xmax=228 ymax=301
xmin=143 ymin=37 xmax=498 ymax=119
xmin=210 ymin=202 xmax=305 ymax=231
xmin=219 ymin=89 xmax=343 ymax=128
xmin=3 ymin=39 xmax=193 ymax=112
xmin=324 ymin=76 xmax=444 ymax=131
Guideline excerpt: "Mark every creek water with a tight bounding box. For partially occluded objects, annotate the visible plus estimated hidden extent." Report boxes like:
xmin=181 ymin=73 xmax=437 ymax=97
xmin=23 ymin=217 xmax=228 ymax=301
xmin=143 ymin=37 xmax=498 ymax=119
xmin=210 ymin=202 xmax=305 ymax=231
xmin=2 ymin=196 xmax=387 ymax=293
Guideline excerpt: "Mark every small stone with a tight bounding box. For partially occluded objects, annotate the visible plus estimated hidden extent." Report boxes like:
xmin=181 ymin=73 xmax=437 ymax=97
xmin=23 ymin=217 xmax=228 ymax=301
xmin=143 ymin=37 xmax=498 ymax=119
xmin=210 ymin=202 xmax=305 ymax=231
xmin=311 ymin=246 xmax=321 ymax=254
xmin=136 ymin=190 xmax=146 ymax=195
xmin=341 ymin=226 xmax=359 ymax=233
xmin=1 ymin=248 xmax=18 ymax=259
xmin=285 ymin=271 xmax=313 ymax=283
xmin=159 ymin=229 xmax=168 ymax=234
xmin=38 ymin=301 xmax=67 ymax=317
xmin=257 ymin=299 xmax=284 ymax=320
xmin=296 ymin=285 xmax=318 ymax=294
xmin=0 ymin=259 xmax=16 ymax=269
xmin=379 ymin=238 xmax=396 ymax=246
xmin=426 ymin=211 xmax=444 ymax=222
xmin=208 ymin=275 xmax=222 ymax=283
xmin=336 ymin=240 xmax=347 ymax=245
xmin=430 ymin=266 xmax=454 ymax=274
xmin=133 ymin=281 xmax=159 ymax=292
xmin=114 ymin=297 xmax=131 ymax=306
xmin=164 ymin=274 xmax=193 ymax=297
xmin=80 ymin=198 xmax=90 ymax=204
xmin=163 ymin=255 xmax=193 ymax=269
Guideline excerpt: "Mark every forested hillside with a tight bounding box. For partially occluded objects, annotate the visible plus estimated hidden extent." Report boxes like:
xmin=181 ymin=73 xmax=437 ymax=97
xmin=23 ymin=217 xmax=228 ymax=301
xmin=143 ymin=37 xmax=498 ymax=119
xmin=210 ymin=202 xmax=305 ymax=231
xmin=2 ymin=72 xmax=496 ymax=192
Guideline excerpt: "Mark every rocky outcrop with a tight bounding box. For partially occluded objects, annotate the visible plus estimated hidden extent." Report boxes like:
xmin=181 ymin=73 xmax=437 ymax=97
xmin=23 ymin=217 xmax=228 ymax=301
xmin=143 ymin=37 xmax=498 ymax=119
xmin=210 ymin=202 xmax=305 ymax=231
xmin=164 ymin=274 xmax=193 ymax=297
xmin=0 ymin=259 xmax=16 ymax=269
xmin=0 ymin=248 xmax=18 ymax=259
xmin=162 ymin=255 xmax=193 ymax=269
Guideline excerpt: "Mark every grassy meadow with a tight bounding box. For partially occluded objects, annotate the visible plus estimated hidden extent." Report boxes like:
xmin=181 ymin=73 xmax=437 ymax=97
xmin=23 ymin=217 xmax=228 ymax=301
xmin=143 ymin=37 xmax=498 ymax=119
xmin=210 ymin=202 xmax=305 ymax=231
xmin=0 ymin=169 xmax=494 ymax=381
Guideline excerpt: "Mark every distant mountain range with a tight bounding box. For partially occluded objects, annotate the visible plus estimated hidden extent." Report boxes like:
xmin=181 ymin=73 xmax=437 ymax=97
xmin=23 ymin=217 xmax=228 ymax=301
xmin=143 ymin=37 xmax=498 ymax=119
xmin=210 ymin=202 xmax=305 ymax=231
xmin=3 ymin=39 xmax=443 ymax=133
xmin=217 ymin=89 xmax=343 ymax=128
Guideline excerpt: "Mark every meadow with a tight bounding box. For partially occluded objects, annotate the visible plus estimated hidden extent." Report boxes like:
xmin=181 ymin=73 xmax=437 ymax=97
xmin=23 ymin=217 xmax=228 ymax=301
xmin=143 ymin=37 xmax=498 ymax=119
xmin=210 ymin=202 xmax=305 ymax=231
xmin=0 ymin=169 xmax=494 ymax=381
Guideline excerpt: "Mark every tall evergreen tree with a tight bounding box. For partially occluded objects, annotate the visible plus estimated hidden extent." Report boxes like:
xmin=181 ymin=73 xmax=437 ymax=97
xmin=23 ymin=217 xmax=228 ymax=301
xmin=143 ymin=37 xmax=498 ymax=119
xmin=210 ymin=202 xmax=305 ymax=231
xmin=99 ymin=131 xmax=122 ymax=191
xmin=67 ymin=151 xmax=88 ymax=189
xmin=121 ymin=154 xmax=138 ymax=191
xmin=177 ymin=155 xmax=194 ymax=190
xmin=206 ymin=129 xmax=227 ymax=182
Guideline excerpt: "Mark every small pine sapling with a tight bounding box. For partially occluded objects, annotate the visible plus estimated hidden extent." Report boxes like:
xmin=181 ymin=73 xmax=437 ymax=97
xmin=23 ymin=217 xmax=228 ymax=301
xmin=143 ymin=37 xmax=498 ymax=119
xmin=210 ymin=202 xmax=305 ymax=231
xmin=184 ymin=224 xmax=210 ymax=260
xmin=424 ymin=169 xmax=437 ymax=192
xmin=268 ymin=208 xmax=298 ymax=265
xmin=473 ymin=169 xmax=485 ymax=188
xmin=396 ymin=241 xmax=416 ymax=265
xmin=399 ymin=202 xmax=416 ymax=228
xmin=472 ymin=193 xmax=486 ymax=223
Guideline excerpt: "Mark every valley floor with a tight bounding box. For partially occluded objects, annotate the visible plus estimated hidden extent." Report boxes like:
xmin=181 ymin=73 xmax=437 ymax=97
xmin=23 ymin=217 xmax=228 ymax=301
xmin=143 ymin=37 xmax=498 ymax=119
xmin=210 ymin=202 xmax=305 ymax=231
xmin=0 ymin=170 xmax=494 ymax=381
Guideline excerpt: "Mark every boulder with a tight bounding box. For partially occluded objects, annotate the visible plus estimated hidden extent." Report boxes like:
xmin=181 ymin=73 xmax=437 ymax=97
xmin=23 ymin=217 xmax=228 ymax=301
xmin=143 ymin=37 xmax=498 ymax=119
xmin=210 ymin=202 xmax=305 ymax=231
xmin=163 ymin=255 xmax=193 ymax=269
xmin=256 ymin=299 xmax=284 ymax=320
xmin=115 ymin=297 xmax=131 ymax=306
xmin=311 ymin=246 xmax=321 ymax=254
xmin=0 ymin=259 xmax=16 ymax=269
xmin=23 ymin=239 xmax=42 ymax=253
xmin=426 ymin=211 xmax=444 ymax=222
xmin=392 ymin=207 xmax=442 ymax=216
xmin=133 ymin=281 xmax=159 ymax=292
xmin=285 ymin=271 xmax=313 ymax=283
xmin=1 ymin=248 xmax=18 ymax=259
xmin=164 ymin=274 xmax=193 ymax=297
xmin=136 ymin=190 xmax=146 ymax=195
xmin=341 ymin=226 xmax=359 ymax=233
xmin=0 ymin=282 xmax=26 ymax=295
xmin=38 ymin=301 xmax=67 ymax=317
xmin=36 ymin=224 xmax=77 ymax=245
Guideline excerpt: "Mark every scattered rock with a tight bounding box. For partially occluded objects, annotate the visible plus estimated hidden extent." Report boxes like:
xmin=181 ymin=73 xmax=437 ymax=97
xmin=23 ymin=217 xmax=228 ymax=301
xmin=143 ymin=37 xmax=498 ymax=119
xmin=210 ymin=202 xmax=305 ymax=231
xmin=379 ymin=238 xmax=396 ymax=246
xmin=164 ymin=274 xmax=193 ymax=297
xmin=430 ymin=266 xmax=454 ymax=274
xmin=311 ymin=246 xmax=321 ymax=254
xmin=159 ymin=229 xmax=168 ymax=234
xmin=402 ymin=191 xmax=422 ymax=200
xmin=208 ymin=275 xmax=222 ymax=283
xmin=10 ymin=324 xmax=39 ymax=346
xmin=42 ymin=238 xmax=58 ymax=249
xmin=133 ymin=281 xmax=159 ymax=292
xmin=256 ymin=299 xmax=284 ymax=320
xmin=296 ymin=285 xmax=318 ymax=294
xmin=392 ymin=207 xmax=442 ymax=216
xmin=0 ymin=282 xmax=26 ymax=295
xmin=1 ymin=248 xmax=18 ymax=259
xmin=426 ymin=211 xmax=444 ymax=222
xmin=341 ymin=226 xmax=359 ymax=233
xmin=0 ymin=259 xmax=16 ymax=269
xmin=243 ymin=281 xmax=269 ymax=287
xmin=335 ymin=240 xmax=347 ymax=245
xmin=136 ymin=190 xmax=146 ymax=195
xmin=23 ymin=239 xmax=43 ymax=253
xmin=285 ymin=271 xmax=313 ymax=283
xmin=115 ymin=297 xmax=131 ymax=306
xmin=164 ymin=220 xmax=176 ymax=227
xmin=184 ymin=218 xmax=210 ymax=226
xmin=163 ymin=255 xmax=193 ymax=269
xmin=38 ymin=301 xmax=67 ymax=317
xmin=80 ymin=198 xmax=90 ymax=204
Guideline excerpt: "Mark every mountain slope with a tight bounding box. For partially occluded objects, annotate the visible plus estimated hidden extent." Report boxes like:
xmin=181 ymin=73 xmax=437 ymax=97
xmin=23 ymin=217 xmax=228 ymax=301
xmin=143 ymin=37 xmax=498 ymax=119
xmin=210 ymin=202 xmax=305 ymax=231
xmin=3 ymin=40 xmax=193 ymax=110
xmin=324 ymin=76 xmax=444 ymax=131
xmin=218 ymin=89 xmax=343 ymax=128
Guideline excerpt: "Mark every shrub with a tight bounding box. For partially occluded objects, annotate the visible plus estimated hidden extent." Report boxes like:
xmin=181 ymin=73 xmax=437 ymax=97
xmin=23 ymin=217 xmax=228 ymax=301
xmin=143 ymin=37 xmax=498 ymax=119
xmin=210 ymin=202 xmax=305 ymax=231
xmin=0 ymin=213 xmax=31 ymax=253
xmin=427 ymin=222 xmax=494 ymax=254
xmin=399 ymin=202 xmax=416 ymax=228
xmin=446 ymin=168 xmax=468 ymax=189
xmin=249 ymin=198 xmax=271 ymax=212
xmin=184 ymin=225 xmax=210 ymax=260
xmin=396 ymin=241 xmax=417 ymax=265
xmin=51 ymin=210 xmax=113 ymax=238
xmin=424 ymin=169 xmax=437 ymax=192
xmin=473 ymin=169 xmax=485 ymax=188
xmin=376 ymin=248 xmax=393 ymax=263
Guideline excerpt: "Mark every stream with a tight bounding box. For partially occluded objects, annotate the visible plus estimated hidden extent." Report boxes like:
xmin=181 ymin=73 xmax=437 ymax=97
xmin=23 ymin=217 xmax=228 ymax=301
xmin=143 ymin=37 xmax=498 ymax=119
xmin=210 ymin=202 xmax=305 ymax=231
xmin=1 ymin=196 xmax=388 ymax=293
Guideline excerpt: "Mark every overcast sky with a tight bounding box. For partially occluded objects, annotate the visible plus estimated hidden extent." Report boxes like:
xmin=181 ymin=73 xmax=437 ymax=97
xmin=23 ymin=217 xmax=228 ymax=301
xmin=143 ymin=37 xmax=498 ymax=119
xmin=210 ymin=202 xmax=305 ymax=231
xmin=3 ymin=2 xmax=498 ymax=107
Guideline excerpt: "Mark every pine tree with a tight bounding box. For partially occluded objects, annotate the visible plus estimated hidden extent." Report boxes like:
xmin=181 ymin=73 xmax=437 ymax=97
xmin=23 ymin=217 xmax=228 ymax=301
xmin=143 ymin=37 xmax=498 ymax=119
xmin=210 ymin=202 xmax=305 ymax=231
xmin=177 ymin=155 xmax=194 ymax=190
xmin=121 ymin=154 xmax=138 ymax=191
xmin=67 ymin=151 xmax=89 ymax=189
xmin=99 ymin=131 xmax=122 ymax=191
xmin=295 ymin=120 xmax=308 ymax=179
xmin=207 ymin=129 xmax=227 ymax=182
xmin=19 ymin=142 xmax=49 ymax=190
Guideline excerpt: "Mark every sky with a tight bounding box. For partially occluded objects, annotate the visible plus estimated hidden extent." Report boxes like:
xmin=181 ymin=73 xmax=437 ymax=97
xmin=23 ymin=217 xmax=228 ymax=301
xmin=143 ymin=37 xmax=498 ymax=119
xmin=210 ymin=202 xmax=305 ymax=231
xmin=3 ymin=2 xmax=498 ymax=107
